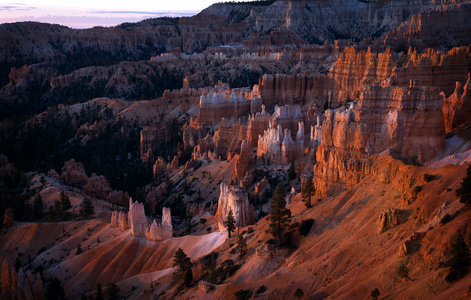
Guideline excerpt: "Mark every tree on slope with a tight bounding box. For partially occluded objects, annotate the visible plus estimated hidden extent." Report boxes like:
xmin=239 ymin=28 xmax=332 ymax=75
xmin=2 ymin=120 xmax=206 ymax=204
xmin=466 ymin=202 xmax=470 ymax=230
xmin=173 ymin=248 xmax=192 ymax=271
xmin=302 ymin=176 xmax=315 ymax=208
xmin=456 ymin=164 xmax=471 ymax=205
xmin=225 ymin=209 xmax=236 ymax=238
xmin=269 ymin=184 xmax=291 ymax=241
xmin=80 ymin=197 xmax=94 ymax=218
xmin=445 ymin=233 xmax=470 ymax=282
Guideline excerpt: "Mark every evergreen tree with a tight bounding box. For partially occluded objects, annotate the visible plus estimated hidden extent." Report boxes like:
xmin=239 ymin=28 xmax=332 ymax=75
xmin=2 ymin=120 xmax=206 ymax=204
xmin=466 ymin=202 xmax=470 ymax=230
xmin=33 ymin=193 xmax=44 ymax=219
xmin=46 ymin=277 xmax=65 ymax=300
xmin=288 ymin=160 xmax=296 ymax=180
xmin=397 ymin=263 xmax=413 ymax=281
xmin=302 ymin=176 xmax=315 ymax=208
xmin=236 ymin=234 xmax=248 ymax=257
xmin=184 ymin=267 xmax=193 ymax=287
xmin=60 ymin=191 xmax=71 ymax=212
xmin=107 ymin=282 xmax=119 ymax=300
xmin=225 ymin=209 xmax=236 ymax=238
xmin=445 ymin=233 xmax=470 ymax=282
xmin=371 ymin=288 xmax=380 ymax=300
xmin=456 ymin=164 xmax=471 ymax=205
xmin=80 ymin=198 xmax=94 ymax=218
xmin=95 ymin=283 xmax=104 ymax=300
xmin=294 ymin=288 xmax=304 ymax=299
xmin=269 ymin=184 xmax=291 ymax=241
xmin=173 ymin=248 xmax=191 ymax=271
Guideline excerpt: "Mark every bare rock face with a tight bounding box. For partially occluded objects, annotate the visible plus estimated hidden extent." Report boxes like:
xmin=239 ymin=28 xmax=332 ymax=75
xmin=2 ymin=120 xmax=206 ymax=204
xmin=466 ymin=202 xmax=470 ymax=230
xmin=327 ymin=47 xmax=395 ymax=105
xmin=215 ymin=183 xmax=254 ymax=232
xmin=140 ymin=125 xmax=158 ymax=164
xmin=145 ymin=207 xmax=173 ymax=241
xmin=110 ymin=211 xmax=119 ymax=228
xmin=256 ymin=74 xmax=327 ymax=109
xmin=247 ymin=105 xmax=271 ymax=147
xmin=107 ymin=190 xmax=130 ymax=207
xmin=213 ymin=118 xmax=243 ymax=160
xmin=378 ymin=208 xmax=412 ymax=234
xmin=257 ymin=120 xmax=305 ymax=165
xmin=197 ymin=89 xmax=257 ymax=127
xmin=118 ymin=211 xmax=128 ymax=231
xmin=61 ymin=159 xmax=88 ymax=187
xmin=0 ymin=258 xmax=44 ymax=300
xmin=47 ymin=169 xmax=61 ymax=180
xmin=234 ymin=140 xmax=253 ymax=179
xmin=254 ymin=177 xmax=269 ymax=194
xmin=128 ymin=198 xmax=148 ymax=237
xmin=153 ymin=157 xmax=168 ymax=179
xmin=398 ymin=241 xmax=410 ymax=258
xmin=182 ymin=116 xmax=204 ymax=149
xmin=198 ymin=280 xmax=215 ymax=293
xmin=83 ymin=174 xmax=113 ymax=200
xmin=2 ymin=208 xmax=13 ymax=231
xmin=314 ymin=83 xmax=445 ymax=196
xmin=442 ymin=74 xmax=471 ymax=132
xmin=17 ymin=268 xmax=44 ymax=300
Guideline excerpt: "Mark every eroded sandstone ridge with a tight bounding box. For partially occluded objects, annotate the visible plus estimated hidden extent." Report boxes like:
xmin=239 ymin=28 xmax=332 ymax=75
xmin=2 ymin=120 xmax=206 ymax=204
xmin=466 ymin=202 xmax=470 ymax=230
xmin=111 ymin=199 xmax=172 ymax=241
xmin=216 ymin=183 xmax=254 ymax=232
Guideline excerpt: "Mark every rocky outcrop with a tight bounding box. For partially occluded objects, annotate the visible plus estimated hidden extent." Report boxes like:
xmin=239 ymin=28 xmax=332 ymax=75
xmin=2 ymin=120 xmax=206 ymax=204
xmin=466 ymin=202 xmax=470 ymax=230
xmin=198 ymin=280 xmax=215 ymax=293
xmin=247 ymin=105 xmax=271 ymax=147
xmin=256 ymin=74 xmax=328 ymax=109
xmin=107 ymin=190 xmax=130 ymax=207
xmin=378 ymin=208 xmax=412 ymax=234
xmin=110 ymin=211 xmax=128 ymax=231
xmin=215 ymin=183 xmax=254 ymax=232
xmin=61 ymin=159 xmax=88 ymax=187
xmin=197 ymin=89 xmax=259 ymax=127
xmin=0 ymin=155 xmax=16 ymax=181
xmin=2 ymin=208 xmax=13 ymax=231
xmin=442 ymin=74 xmax=471 ymax=132
xmin=314 ymin=81 xmax=445 ymax=196
xmin=145 ymin=208 xmax=173 ymax=241
xmin=140 ymin=125 xmax=159 ymax=164
xmin=83 ymin=174 xmax=113 ymax=200
xmin=128 ymin=198 xmax=148 ymax=237
xmin=213 ymin=118 xmax=243 ymax=160
xmin=0 ymin=258 xmax=44 ymax=300
xmin=257 ymin=121 xmax=305 ymax=165
xmin=112 ymin=204 xmax=172 ymax=240
xmin=234 ymin=140 xmax=253 ymax=179
xmin=327 ymin=47 xmax=395 ymax=105
xmin=254 ymin=177 xmax=269 ymax=194
xmin=153 ymin=157 xmax=168 ymax=179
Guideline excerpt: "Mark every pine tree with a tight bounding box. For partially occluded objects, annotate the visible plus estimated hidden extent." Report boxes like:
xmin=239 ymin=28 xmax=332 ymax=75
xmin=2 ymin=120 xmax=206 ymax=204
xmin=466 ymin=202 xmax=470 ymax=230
xmin=269 ymin=184 xmax=291 ymax=241
xmin=456 ymin=164 xmax=471 ymax=205
xmin=33 ymin=193 xmax=43 ymax=219
xmin=184 ymin=267 xmax=193 ymax=287
xmin=397 ymin=263 xmax=413 ymax=281
xmin=236 ymin=234 xmax=248 ymax=257
xmin=173 ymin=248 xmax=192 ymax=271
xmin=80 ymin=198 xmax=94 ymax=218
xmin=302 ymin=176 xmax=315 ymax=208
xmin=288 ymin=160 xmax=296 ymax=180
xmin=46 ymin=277 xmax=65 ymax=300
xmin=107 ymin=282 xmax=119 ymax=300
xmin=371 ymin=288 xmax=380 ymax=300
xmin=445 ymin=233 xmax=470 ymax=282
xmin=95 ymin=283 xmax=104 ymax=300
xmin=225 ymin=209 xmax=236 ymax=238
xmin=60 ymin=191 xmax=71 ymax=212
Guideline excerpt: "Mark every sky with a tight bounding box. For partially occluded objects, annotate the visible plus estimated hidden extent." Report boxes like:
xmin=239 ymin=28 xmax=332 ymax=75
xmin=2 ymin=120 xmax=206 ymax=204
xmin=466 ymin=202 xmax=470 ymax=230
xmin=0 ymin=0 xmax=245 ymax=29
